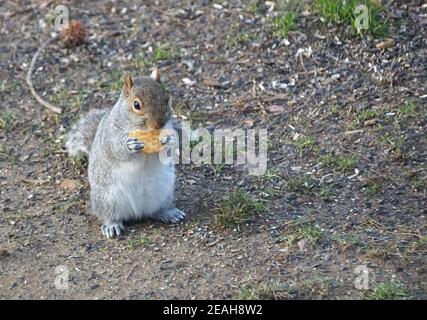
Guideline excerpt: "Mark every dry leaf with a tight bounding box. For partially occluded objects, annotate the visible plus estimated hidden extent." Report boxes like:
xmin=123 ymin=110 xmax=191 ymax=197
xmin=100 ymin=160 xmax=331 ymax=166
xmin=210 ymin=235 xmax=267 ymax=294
xmin=267 ymin=104 xmax=284 ymax=113
xmin=203 ymin=78 xmax=221 ymax=88
xmin=364 ymin=119 xmax=378 ymax=126
xmin=298 ymin=239 xmax=308 ymax=252
xmin=60 ymin=179 xmax=79 ymax=192
xmin=376 ymin=38 xmax=396 ymax=49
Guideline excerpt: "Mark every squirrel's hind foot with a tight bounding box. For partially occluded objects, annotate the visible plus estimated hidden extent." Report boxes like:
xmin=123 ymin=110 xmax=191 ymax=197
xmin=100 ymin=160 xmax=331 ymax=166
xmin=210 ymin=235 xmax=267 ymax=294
xmin=102 ymin=223 xmax=125 ymax=238
xmin=155 ymin=208 xmax=186 ymax=224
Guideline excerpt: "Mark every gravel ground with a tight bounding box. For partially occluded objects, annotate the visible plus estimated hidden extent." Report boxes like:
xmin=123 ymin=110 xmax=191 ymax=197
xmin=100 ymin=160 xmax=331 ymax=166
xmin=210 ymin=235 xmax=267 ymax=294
xmin=0 ymin=0 xmax=426 ymax=299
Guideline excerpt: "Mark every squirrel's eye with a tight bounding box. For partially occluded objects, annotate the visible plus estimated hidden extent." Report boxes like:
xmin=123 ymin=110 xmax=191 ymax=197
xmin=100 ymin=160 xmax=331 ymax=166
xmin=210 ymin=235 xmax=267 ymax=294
xmin=133 ymin=101 xmax=141 ymax=110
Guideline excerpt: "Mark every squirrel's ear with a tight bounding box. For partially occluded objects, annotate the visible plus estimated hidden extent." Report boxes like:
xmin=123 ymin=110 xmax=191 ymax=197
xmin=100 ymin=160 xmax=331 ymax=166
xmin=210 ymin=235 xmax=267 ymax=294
xmin=150 ymin=67 xmax=160 ymax=82
xmin=124 ymin=73 xmax=134 ymax=97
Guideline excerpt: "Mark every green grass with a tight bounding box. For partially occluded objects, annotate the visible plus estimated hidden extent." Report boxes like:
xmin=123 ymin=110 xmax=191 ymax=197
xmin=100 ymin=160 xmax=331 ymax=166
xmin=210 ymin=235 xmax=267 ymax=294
xmin=330 ymin=104 xmax=340 ymax=116
xmin=259 ymin=186 xmax=282 ymax=199
xmin=292 ymin=135 xmax=317 ymax=154
xmin=378 ymin=133 xmax=405 ymax=157
xmin=285 ymin=175 xmax=317 ymax=194
xmin=212 ymin=163 xmax=225 ymax=176
xmin=272 ymin=11 xmax=297 ymax=37
xmin=127 ymin=236 xmax=152 ymax=249
xmin=0 ymin=144 xmax=8 ymax=161
xmin=288 ymin=278 xmax=332 ymax=299
xmin=70 ymin=91 xmax=85 ymax=113
xmin=185 ymin=220 xmax=198 ymax=230
xmin=356 ymin=108 xmax=382 ymax=122
xmin=0 ymin=143 xmax=16 ymax=164
xmin=397 ymin=102 xmax=418 ymax=117
xmin=408 ymin=234 xmax=427 ymax=252
xmin=369 ymin=282 xmax=410 ymax=300
xmin=227 ymin=31 xmax=256 ymax=49
xmin=316 ymin=0 xmax=347 ymax=23
xmin=132 ymin=43 xmax=177 ymax=69
xmin=0 ymin=111 xmax=16 ymax=130
xmin=354 ymin=102 xmax=420 ymax=127
xmin=329 ymin=232 xmax=366 ymax=249
xmin=238 ymin=281 xmax=291 ymax=300
xmin=246 ymin=0 xmax=263 ymax=14
xmin=315 ymin=0 xmax=389 ymax=36
xmin=0 ymin=79 xmax=20 ymax=93
xmin=351 ymin=106 xmax=388 ymax=128
xmin=213 ymin=190 xmax=265 ymax=229
xmin=68 ymin=154 xmax=88 ymax=169
xmin=321 ymin=153 xmax=358 ymax=172
xmin=153 ymin=43 xmax=176 ymax=61
xmin=285 ymin=175 xmax=336 ymax=201
xmin=2 ymin=211 xmax=31 ymax=223
xmin=319 ymin=185 xmax=335 ymax=201
xmin=261 ymin=169 xmax=282 ymax=183
xmin=134 ymin=54 xmax=151 ymax=69
xmin=100 ymin=70 xmax=125 ymax=93
xmin=210 ymin=0 xmax=226 ymax=5
xmin=365 ymin=179 xmax=383 ymax=195
xmin=188 ymin=109 xmax=209 ymax=123
xmin=411 ymin=174 xmax=426 ymax=193
xmin=240 ymin=277 xmax=332 ymax=299
xmin=282 ymin=219 xmax=324 ymax=247
xmin=413 ymin=234 xmax=427 ymax=251
xmin=49 ymin=88 xmax=69 ymax=105
xmin=172 ymin=100 xmax=188 ymax=117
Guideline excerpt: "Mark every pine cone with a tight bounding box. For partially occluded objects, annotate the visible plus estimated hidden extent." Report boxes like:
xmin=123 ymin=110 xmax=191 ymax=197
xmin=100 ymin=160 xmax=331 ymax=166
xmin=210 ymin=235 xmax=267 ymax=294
xmin=61 ymin=20 xmax=86 ymax=48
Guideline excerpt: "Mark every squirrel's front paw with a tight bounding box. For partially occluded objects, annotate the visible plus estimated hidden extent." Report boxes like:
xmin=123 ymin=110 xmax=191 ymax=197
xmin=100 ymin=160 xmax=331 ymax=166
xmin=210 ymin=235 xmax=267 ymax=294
xmin=125 ymin=137 xmax=144 ymax=153
xmin=160 ymin=134 xmax=176 ymax=146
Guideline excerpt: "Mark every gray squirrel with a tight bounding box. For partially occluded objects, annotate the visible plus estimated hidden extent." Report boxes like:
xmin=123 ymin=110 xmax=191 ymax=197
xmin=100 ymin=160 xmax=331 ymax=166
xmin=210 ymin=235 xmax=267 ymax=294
xmin=65 ymin=68 xmax=185 ymax=238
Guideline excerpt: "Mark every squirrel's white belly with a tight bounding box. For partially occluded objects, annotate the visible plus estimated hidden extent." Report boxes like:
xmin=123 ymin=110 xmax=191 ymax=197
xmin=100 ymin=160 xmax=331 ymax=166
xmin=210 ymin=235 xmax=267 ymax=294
xmin=113 ymin=154 xmax=175 ymax=221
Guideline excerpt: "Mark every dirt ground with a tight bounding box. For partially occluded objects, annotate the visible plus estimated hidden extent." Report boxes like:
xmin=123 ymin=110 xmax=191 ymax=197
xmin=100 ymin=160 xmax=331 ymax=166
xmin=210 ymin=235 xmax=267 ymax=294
xmin=0 ymin=0 xmax=426 ymax=299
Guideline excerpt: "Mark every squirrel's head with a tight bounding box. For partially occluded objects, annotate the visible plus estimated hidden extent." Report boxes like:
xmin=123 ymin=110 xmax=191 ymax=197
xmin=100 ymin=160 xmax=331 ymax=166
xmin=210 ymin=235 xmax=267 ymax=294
xmin=122 ymin=68 xmax=170 ymax=130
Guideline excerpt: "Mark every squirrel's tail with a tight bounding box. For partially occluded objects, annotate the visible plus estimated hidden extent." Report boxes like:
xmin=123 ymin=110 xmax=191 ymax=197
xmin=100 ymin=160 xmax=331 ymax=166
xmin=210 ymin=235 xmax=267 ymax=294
xmin=65 ymin=109 xmax=108 ymax=157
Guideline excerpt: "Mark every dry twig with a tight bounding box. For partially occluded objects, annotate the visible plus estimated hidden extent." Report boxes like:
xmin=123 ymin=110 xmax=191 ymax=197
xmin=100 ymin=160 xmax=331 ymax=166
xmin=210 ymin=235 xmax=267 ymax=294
xmin=26 ymin=35 xmax=62 ymax=114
